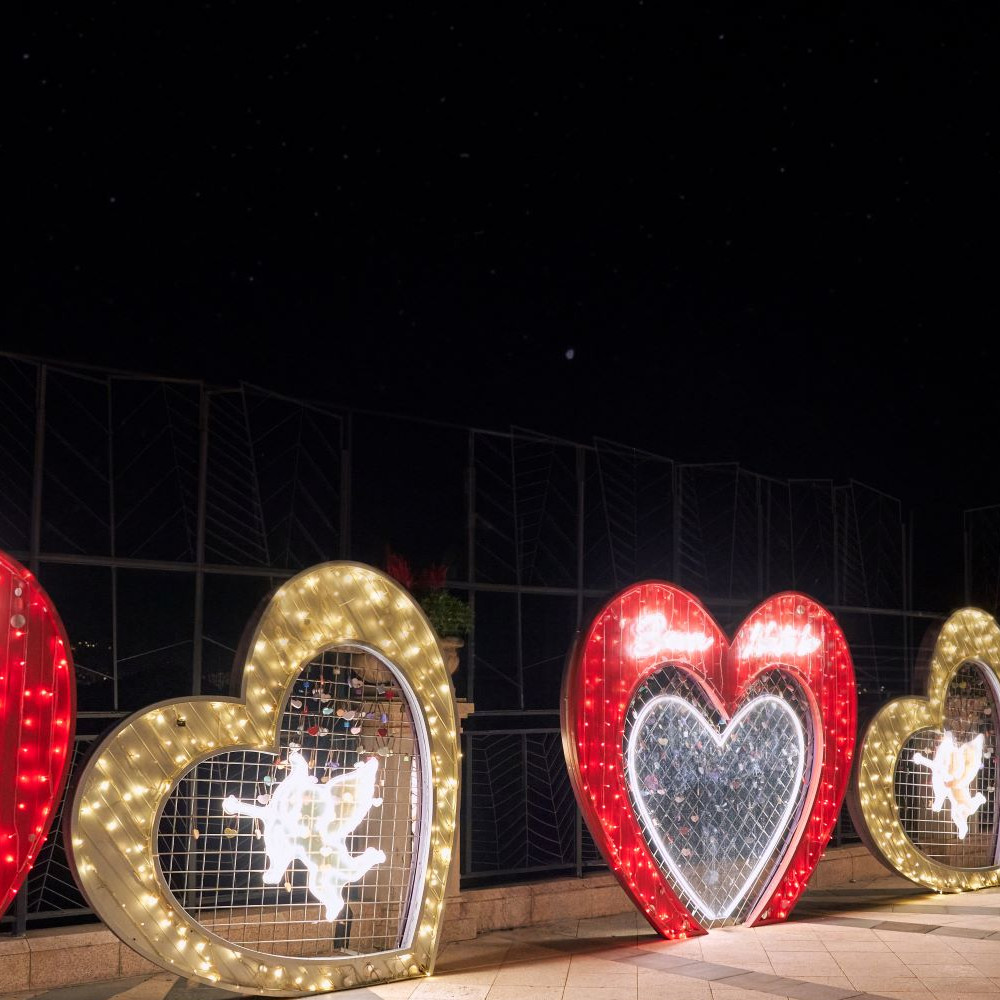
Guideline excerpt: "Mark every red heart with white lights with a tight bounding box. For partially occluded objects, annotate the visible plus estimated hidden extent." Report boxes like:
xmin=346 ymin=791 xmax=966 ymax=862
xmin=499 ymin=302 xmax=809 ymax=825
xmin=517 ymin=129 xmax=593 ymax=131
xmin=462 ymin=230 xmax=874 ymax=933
xmin=0 ymin=551 xmax=75 ymax=917
xmin=562 ymin=583 xmax=855 ymax=938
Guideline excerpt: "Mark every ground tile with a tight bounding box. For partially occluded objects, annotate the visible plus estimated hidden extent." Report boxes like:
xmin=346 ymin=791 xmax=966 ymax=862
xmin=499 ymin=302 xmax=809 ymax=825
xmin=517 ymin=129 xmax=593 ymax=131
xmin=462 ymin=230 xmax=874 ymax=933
xmin=369 ymin=982 xmax=421 ymax=1000
xmin=762 ymin=939 xmax=832 ymax=953
xmin=491 ymin=959 xmax=570 ymax=987
xmin=823 ymin=940 xmax=891 ymax=954
xmin=427 ymin=967 xmax=501 ymax=987
xmin=637 ymin=968 xmax=713 ymax=998
xmin=918 ymin=980 xmax=1000 ymax=995
xmin=769 ymin=955 xmax=845 ymax=977
xmin=484 ymin=987 xmax=563 ymax=1000
xmin=567 ymin=954 xmax=641 ymax=974
xmin=902 ymin=963 xmax=984 ymax=979
xmin=867 ymin=991 xmax=935 ymax=1000
xmin=838 ymin=977 xmax=921 ymax=993
xmin=410 ymin=983 xmax=490 ymax=1000
xmin=708 ymin=987 xmax=791 ymax=1000
xmin=560 ymin=988 xmax=639 ymax=1000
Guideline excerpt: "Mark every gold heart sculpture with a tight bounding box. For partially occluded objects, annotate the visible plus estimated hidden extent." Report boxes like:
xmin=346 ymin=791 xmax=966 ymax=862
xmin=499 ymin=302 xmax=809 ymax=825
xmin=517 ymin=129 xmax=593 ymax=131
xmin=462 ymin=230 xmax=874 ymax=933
xmin=68 ymin=562 xmax=459 ymax=995
xmin=855 ymin=608 xmax=1000 ymax=892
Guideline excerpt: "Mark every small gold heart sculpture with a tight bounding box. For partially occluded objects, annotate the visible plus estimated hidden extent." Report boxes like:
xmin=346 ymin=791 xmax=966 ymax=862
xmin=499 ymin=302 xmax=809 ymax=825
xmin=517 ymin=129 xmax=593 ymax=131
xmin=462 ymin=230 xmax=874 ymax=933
xmin=68 ymin=562 xmax=459 ymax=995
xmin=855 ymin=608 xmax=1000 ymax=891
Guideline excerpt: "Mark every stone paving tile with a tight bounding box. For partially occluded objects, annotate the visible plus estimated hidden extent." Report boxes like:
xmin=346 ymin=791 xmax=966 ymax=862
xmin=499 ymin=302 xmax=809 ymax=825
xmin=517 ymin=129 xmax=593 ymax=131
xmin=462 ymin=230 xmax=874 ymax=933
xmin=931 ymin=927 xmax=995 ymax=941
xmin=917 ymin=982 xmax=1000 ymax=996
xmin=707 ymin=986 xmax=793 ymax=1000
xmin=560 ymin=988 xmax=638 ymax=1000
xmin=867 ymin=990 xmax=935 ymax=1000
xmin=779 ymin=982 xmax=861 ymax=1000
xmin=762 ymin=939 xmax=832 ymax=953
xmin=965 ymin=959 xmax=1000 ymax=977
xmin=491 ymin=958 xmax=571 ymax=988
xmin=636 ymin=968 xmax=713 ymax=998
xmin=671 ymin=964 xmax=748 ymax=982
xmin=485 ymin=988 xmax=564 ymax=1000
xmin=368 ymin=982 xmax=421 ymax=1000
xmin=410 ymin=983 xmax=491 ymax=1000
xmin=624 ymin=952 xmax=702 ymax=973
xmin=824 ymin=941 xmax=892 ymax=954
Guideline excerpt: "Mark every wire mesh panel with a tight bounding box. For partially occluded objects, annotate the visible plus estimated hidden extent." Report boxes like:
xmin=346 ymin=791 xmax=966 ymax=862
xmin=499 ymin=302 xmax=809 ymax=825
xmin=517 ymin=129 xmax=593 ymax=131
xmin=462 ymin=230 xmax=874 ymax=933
xmin=623 ymin=666 xmax=815 ymax=926
xmin=24 ymin=737 xmax=96 ymax=917
xmin=156 ymin=648 xmax=423 ymax=958
xmin=895 ymin=660 xmax=999 ymax=867
xmin=465 ymin=729 xmax=578 ymax=877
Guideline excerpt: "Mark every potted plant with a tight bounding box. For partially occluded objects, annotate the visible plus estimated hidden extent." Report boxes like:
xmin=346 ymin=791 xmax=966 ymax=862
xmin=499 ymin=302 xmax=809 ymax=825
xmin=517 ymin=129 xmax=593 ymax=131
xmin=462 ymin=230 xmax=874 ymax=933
xmin=385 ymin=550 xmax=471 ymax=674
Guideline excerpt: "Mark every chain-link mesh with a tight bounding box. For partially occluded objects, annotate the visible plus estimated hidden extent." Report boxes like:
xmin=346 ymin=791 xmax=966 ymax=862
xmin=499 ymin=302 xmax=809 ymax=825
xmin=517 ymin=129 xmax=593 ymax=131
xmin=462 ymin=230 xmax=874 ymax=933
xmin=156 ymin=647 xmax=422 ymax=958
xmin=895 ymin=659 xmax=999 ymax=866
xmin=623 ymin=667 xmax=814 ymax=926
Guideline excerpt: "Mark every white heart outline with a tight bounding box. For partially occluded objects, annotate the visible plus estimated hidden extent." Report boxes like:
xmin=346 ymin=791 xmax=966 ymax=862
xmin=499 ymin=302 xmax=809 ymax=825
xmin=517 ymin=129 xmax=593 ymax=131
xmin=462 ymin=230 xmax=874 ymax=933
xmin=625 ymin=693 xmax=806 ymax=921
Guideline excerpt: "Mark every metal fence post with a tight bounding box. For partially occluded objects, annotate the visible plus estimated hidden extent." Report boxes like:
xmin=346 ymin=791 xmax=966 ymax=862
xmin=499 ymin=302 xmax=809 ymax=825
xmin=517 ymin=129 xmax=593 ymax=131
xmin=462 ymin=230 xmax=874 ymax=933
xmin=19 ymin=363 xmax=47 ymax=935
xmin=191 ymin=386 xmax=209 ymax=695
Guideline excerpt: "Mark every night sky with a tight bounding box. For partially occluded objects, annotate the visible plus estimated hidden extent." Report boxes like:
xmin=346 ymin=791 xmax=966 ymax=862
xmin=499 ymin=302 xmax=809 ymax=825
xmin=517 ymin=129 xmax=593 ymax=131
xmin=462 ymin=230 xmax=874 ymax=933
xmin=7 ymin=6 xmax=998 ymax=605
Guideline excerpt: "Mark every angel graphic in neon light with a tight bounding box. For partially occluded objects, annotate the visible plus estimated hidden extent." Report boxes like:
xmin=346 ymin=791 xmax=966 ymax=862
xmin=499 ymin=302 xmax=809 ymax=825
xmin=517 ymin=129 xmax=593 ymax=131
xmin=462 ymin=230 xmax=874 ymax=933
xmin=222 ymin=750 xmax=385 ymax=921
xmin=913 ymin=731 xmax=987 ymax=840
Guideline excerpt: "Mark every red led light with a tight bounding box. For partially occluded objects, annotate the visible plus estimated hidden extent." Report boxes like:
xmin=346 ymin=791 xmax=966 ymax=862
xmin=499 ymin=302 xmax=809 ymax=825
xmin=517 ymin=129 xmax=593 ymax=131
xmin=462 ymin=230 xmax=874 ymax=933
xmin=0 ymin=550 xmax=77 ymax=918
xmin=561 ymin=582 xmax=856 ymax=938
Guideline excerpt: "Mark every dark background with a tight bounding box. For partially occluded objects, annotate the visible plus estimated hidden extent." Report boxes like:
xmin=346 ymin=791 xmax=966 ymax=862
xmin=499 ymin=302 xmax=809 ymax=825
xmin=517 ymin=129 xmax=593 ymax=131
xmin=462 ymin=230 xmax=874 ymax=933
xmin=6 ymin=5 xmax=997 ymax=609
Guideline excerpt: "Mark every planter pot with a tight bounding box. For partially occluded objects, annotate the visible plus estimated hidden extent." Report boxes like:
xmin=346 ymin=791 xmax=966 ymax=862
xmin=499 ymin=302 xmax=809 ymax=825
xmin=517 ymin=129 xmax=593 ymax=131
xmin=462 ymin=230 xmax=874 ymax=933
xmin=438 ymin=636 xmax=464 ymax=676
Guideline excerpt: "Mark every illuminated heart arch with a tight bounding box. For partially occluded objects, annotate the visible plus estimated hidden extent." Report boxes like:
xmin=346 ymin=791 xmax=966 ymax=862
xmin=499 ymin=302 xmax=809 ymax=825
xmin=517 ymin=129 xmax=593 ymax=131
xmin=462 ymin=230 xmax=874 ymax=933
xmin=0 ymin=550 xmax=75 ymax=917
xmin=853 ymin=608 xmax=1000 ymax=892
xmin=68 ymin=562 xmax=459 ymax=996
xmin=562 ymin=582 xmax=856 ymax=937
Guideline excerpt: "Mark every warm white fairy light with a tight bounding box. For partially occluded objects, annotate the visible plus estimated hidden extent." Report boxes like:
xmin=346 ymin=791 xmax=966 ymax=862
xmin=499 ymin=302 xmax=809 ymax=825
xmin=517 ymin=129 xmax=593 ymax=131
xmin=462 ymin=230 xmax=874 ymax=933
xmin=856 ymin=608 xmax=1000 ymax=892
xmin=68 ymin=562 xmax=459 ymax=996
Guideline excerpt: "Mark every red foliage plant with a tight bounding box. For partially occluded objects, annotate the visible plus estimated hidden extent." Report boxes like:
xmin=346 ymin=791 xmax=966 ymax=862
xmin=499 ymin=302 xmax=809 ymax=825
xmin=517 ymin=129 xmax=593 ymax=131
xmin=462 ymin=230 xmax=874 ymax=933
xmin=385 ymin=548 xmax=449 ymax=594
xmin=385 ymin=549 xmax=414 ymax=591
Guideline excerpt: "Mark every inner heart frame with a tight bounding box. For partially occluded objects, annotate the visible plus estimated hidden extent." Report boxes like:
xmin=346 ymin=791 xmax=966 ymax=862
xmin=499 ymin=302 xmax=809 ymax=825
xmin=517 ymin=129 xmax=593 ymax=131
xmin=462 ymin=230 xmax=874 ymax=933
xmin=67 ymin=562 xmax=459 ymax=996
xmin=561 ymin=581 xmax=856 ymax=938
xmin=853 ymin=607 xmax=1000 ymax=892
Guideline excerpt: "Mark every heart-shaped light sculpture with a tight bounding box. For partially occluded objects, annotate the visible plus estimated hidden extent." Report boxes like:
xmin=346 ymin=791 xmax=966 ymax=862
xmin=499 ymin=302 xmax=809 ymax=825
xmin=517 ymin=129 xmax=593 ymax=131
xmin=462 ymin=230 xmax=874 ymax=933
xmin=68 ymin=562 xmax=458 ymax=995
xmin=853 ymin=608 xmax=1000 ymax=892
xmin=0 ymin=550 xmax=75 ymax=917
xmin=562 ymin=582 xmax=856 ymax=937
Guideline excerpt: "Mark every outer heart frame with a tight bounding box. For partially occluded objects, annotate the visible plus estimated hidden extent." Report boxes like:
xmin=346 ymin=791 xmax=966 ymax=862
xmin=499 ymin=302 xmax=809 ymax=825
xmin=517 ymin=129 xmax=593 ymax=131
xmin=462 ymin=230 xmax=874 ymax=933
xmin=0 ymin=550 xmax=76 ymax=917
xmin=854 ymin=607 xmax=1000 ymax=892
xmin=67 ymin=562 xmax=459 ymax=996
xmin=561 ymin=581 xmax=856 ymax=938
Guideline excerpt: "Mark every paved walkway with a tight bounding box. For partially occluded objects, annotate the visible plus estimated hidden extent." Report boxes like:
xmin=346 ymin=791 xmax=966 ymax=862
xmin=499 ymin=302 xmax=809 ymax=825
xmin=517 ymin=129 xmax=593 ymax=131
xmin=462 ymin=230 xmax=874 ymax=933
xmin=10 ymin=874 xmax=1000 ymax=1000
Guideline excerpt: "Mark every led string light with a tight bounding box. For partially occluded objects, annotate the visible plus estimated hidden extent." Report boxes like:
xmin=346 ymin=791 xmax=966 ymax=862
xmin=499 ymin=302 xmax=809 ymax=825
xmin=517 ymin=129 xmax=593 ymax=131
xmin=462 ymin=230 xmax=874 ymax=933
xmin=854 ymin=608 xmax=1000 ymax=892
xmin=0 ymin=550 xmax=75 ymax=918
xmin=68 ymin=562 xmax=459 ymax=996
xmin=562 ymin=583 xmax=857 ymax=938
xmin=625 ymin=693 xmax=808 ymax=922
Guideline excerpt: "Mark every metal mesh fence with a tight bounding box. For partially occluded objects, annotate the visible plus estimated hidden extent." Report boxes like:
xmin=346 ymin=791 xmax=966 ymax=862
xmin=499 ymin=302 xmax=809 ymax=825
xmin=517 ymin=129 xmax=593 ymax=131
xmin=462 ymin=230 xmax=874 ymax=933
xmin=895 ymin=660 xmax=999 ymax=867
xmin=0 ymin=353 xmax=950 ymax=925
xmin=156 ymin=648 xmax=422 ymax=958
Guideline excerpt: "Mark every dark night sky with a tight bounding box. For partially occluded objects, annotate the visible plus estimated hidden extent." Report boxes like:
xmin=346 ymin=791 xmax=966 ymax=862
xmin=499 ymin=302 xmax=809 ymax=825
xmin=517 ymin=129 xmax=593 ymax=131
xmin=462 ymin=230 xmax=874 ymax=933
xmin=6 ymin=6 xmax=998 ymax=605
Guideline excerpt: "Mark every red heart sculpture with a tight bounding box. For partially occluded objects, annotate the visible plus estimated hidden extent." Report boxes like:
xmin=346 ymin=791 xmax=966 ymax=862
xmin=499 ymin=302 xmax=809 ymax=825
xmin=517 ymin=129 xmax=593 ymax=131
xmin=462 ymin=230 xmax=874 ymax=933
xmin=0 ymin=551 xmax=75 ymax=917
xmin=562 ymin=582 xmax=855 ymax=938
